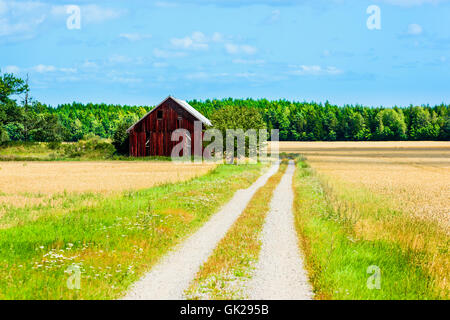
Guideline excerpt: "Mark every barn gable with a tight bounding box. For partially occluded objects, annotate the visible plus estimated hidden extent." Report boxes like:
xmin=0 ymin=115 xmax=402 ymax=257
xmin=127 ymin=96 xmax=211 ymax=133
xmin=127 ymin=96 xmax=211 ymax=157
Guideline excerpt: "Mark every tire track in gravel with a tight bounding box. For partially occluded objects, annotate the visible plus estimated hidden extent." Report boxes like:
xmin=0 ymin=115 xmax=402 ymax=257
xmin=246 ymin=160 xmax=313 ymax=300
xmin=123 ymin=162 xmax=280 ymax=300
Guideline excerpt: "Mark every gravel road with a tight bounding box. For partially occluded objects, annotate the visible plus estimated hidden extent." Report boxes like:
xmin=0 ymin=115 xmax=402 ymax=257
xmin=122 ymin=162 xmax=280 ymax=300
xmin=246 ymin=160 xmax=313 ymax=300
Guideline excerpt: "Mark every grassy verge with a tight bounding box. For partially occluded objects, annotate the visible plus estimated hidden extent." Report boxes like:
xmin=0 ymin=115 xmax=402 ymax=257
xmin=293 ymin=159 xmax=447 ymax=300
xmin=0 ymin=140 xmax=174 ymax=161
xmin=0 ymin=139 xmax=114 ymax=161
xmin=0 ymin=163 xmax=265 ymax=299
xmin=185 ymin=161 xmax=288 ymax=300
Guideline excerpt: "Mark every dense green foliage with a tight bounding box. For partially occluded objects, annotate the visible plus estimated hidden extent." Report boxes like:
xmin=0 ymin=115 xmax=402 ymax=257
xmin=209 ymin=105 xmax=267 ymax=133
xmin=1 ymin=72 xmax=449 ymax=145
xmin=191 ymin=98 xmax=448 ymax=141
xmin=209 ymin=105 xmax=267 ymax=155
xmin=0 ymin=73 xmax=28 ymax=104
xmin=112 ymin=114 xmax=140 ymax=155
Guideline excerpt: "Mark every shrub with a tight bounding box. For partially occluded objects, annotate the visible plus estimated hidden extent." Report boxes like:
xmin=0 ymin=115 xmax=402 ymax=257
xmin=63 ymin=135 xmax=115 ymax=159
xmin=112 ymin=115 xmax=139 ymax=155
xmin=0 ymin=126 xmax=9 ymax=143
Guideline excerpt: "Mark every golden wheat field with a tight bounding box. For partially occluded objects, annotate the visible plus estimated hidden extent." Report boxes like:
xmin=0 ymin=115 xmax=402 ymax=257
xmin=274 ymin=141 xmax=450 ymax=229
xmin=0 ymin=161 xmax=216 ymax=204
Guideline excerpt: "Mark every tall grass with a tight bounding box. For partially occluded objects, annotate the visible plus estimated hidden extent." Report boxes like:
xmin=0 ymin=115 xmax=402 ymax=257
xmin=293 ymin=160 xmax=447 ymax=300
xmin=0 ymin=140 xmax=115 ymax=161
xmin=0 ymin=163 xmax=264 ymax=299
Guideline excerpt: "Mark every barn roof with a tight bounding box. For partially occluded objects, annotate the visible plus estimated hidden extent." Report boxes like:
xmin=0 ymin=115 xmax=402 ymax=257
xmin=126 ymin=96 xmax=212 ymax=133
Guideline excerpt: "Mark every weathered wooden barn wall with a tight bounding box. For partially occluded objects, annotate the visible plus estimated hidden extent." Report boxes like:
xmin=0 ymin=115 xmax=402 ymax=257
xmin=128 ymin=98 xmax=204 ymax=157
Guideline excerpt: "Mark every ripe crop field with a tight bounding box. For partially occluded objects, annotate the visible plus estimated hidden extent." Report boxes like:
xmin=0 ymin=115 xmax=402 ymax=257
xmin=278 ymin=141 xmax=450 ymax=299
xmin=0 ymin=161 xmax=216 ymax=195
xmin=277 ymin=141 xmax=450 ymax=228
xmin=0 ymin=161 xmax=264 ymax=299
xmin=0 ymin=161 xmax=215 ymax=220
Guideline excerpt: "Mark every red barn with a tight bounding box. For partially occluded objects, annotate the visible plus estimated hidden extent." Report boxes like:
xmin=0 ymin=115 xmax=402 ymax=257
xmin=126 ymin=96 xmax=212 ymax=157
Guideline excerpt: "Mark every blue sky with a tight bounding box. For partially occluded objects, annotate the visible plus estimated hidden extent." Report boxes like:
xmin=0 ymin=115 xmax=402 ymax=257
xmin=1 ymin=0 xmax=449 ymax=107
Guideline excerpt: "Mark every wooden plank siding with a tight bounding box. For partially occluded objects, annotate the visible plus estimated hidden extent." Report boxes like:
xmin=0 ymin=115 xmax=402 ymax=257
xmin=128 ymin=97 xmax=205 ymax=157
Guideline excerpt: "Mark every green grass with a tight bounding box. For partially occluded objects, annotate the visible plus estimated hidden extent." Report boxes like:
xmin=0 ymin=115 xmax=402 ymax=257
xmin=0 ymin=140 xmax=171 ymax=161
xmin=293 ymin=160 xmax=444 ymax=300
xmin=0 ymin=140 xmax=115 ymax=161
xmin=185 ymin=161 xmax=287 ymax=300
xmin=0 ymin=163 xmax=265 ymax=299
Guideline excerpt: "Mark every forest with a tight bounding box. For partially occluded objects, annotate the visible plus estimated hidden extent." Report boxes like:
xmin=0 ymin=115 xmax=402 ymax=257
xmin=1 ymin=71 xmax=449 ymax=146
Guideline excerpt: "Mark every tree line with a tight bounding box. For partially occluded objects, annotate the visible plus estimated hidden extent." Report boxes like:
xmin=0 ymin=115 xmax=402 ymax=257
xmin=1 ymin=72 xmax=449 ymax=145
xmin=190 ymin=98 xmax=449 ymax=141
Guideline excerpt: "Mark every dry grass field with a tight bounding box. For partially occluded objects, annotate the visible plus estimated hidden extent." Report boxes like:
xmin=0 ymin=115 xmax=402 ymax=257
xmin=0 ymin=161 xmax=215 ymax=205
xmin=275 ymin=141 xmax=450 ymax=229
xmin=277 ymin=141 xmax=449 ymax=298
xmin=0 ymin=161 xmax=215 ymax=219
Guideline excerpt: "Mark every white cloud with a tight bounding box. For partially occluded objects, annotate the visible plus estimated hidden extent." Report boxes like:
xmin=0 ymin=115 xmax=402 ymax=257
xmin=171 ymin=31 xmax=209 ymax=50
xmin=0 ymin=1 xmax=46 ymax=15
xmin=82 ymin=60 xmax=98 ymax=69
xmin=153 ymin=62 xmax=168 ymax=68
xmin=51 ymin=4 xmax=124 ymax=24
xmin=186 ymin=72 xmax=210 ymax=80
xmin=185 ymin=72 xmax=229 ymax=80
xmin=55 ymin=75 xmax=81 ymax=83
xmin=225 ymin=43 xmax=257 ymax=55
xmin=264 ymin=9 xmax=280 ymax=24
xmin=407 ymin=23 xmax=423 ymax=35
xmin=0 ymin=1 xmax=123 ymax=41
xmin=154 ymin=1 xmax=178 ymax=8
xmin=170 ymin=31 xmax=226 ymax=52
xmin=232 ymin=58 xmax=265 ymax=65
xmin=59 ymin=67 xmax=77 ymax=73
xmin=33 ymin=64 xmax=56 ymax=73
xmin=167 ymin=31 xmax=257 ymax=57
xmin=3 ymin=65 xmax=20 ymax=73
xmin=153 ymin=48 xmax=187 ymax=59
xmin=212 ymin=32 xmax=223 ymax=42
xmin=111 ymin=76 xmax=142 ymax=84
xmin=32 ymin=64 xmax=77 ymax=73
xmin=0 ymin=1 xmax=6 ymax=14
xmin=108 ymin=54 xmax=133 ymax=64
xmin=380 ymin=0 xmax=447 ymax=6
xmin=0 ymin=0 xmax=46 ymax=39
xmin=235 ymin=72 xmax=257 ymax=78
xmin=225 ymin=43 xmax=239 ymax=54
xmin=185 ymin=71 xmax=262 ymax=81
xmin=290 ymin=65 xmax=343 ymax=76
xmin=325 ymin=66 xmax=343 ymax=75
xmin=119 ymin=33 xmax=152 ymax=42
xmin=241 ymin=45 xmax=257 ymax=55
